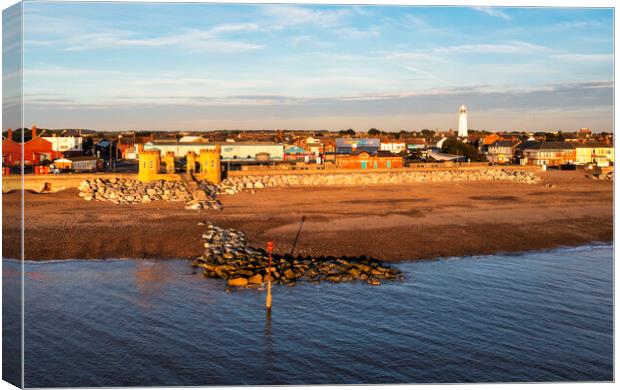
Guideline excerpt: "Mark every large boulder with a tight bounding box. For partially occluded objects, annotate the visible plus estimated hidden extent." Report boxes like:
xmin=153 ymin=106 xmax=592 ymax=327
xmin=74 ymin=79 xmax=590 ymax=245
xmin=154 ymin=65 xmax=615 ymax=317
xmin=248 ymin=274 xmax=263 ymax=285
xmin=227 ymin=277 xmax=248 ymax=287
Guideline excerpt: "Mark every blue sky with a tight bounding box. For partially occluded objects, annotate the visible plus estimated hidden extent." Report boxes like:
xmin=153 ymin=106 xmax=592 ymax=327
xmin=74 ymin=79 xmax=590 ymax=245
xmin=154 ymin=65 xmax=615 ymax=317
xmin=12 ymin=2 xmax=614 ymax=131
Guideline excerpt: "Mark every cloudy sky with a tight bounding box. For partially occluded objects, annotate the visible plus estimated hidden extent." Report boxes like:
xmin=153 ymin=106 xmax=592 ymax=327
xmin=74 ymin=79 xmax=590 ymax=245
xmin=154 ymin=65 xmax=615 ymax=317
xmin=11 ymin=2 xmax=615 ymax=131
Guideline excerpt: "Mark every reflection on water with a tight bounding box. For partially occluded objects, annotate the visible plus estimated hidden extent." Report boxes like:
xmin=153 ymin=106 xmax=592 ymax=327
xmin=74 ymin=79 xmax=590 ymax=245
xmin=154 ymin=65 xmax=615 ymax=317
xmin=133 ymin=261 xmax=178 ymax=308
xmin=8 ymin=245 xmax=614 ymax=387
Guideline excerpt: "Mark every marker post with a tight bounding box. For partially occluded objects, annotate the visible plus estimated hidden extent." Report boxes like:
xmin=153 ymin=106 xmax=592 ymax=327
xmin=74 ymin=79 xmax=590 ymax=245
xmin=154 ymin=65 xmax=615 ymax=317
xmin=266 ymin=241 xmax=274 ymax=312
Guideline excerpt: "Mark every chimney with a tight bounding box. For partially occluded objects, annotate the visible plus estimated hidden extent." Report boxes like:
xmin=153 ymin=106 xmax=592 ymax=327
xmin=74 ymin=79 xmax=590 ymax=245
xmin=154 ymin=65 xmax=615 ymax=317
xmin=7 ymin=128 xmax=12 ymax=141
xmin=32 ymin=126 xmax=37 ymax=139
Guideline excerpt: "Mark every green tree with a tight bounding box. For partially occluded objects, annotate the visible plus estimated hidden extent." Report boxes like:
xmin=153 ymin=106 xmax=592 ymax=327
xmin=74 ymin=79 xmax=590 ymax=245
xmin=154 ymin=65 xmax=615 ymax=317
xmin=397 ymin=130 xmax=410 ymax=139
xmin=544 ymin=132 xmax=564 ymax=141
xmin=421 ymin=129 xmax=436 ymax=138
xmin=367 ymin=128 xmax=381 ymax=136
xmin=441 ymin=138 xmax=486 ymax=162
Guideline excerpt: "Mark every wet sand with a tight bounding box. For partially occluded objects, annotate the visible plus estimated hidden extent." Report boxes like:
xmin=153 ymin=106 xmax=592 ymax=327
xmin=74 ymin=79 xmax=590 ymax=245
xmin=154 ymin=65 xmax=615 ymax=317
xmin=2 ymin=170 xmax=613 ymax=261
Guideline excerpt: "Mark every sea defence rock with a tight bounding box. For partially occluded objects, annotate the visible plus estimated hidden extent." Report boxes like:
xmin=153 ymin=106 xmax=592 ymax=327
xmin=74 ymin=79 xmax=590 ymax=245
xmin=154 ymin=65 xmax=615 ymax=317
xmin=219 ymin=169 xmax=540 ymax=190
xmin=192 ymin=223 xmax=403 ymax=288
xmin=78 ymin=178 xmax=223 ymax=210
xmin=587 ymin=171 xmax=614 ymax=181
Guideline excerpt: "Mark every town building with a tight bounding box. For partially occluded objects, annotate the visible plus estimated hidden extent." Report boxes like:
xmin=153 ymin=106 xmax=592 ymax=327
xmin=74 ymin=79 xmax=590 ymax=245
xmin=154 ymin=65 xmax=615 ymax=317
xmin=283 ymin=145 xmax=311 ymax=161
xmin=41 ymin=135 xmax=83 ymax=156
xmin=143 ymin=140 xmax=285 ymax=162
xmin=335 ymin=138 xmax=380 ymax=154
xmin=178 ymin=135 xmax=208 ymax=143
xmin=335 ymin=151 xmax=403 ymax=169
xmin=517 ymin=141 xmax=576 ymax=166
xmin=94 ymin=138 xmax=121 ymax=160
xmin=118 ymin=135 xmax=153 ymax=160
xmin=575 ymin=142 xmax=614 ymax=166
xmin=487 ymin=140 xmax=522 ymax=164
xmin=562 ymin=132 xmax=580 ymax=143
xmin=23 ymin=127 xmax=63 ymax=165
xmin=2 ymin=128 xmax=21 ymax=166
xmin=52 ymin=156 xmax=102 ymax=172
xmin=405 ymin=138 xmax=426 ymax=151
xmin=299 ymin=136 xmax=323 ymax=156
xmin=137 ymin=146 xmax=221 ymax=183
xmin=481 ymin=133 xmax=501 ymax=148
xmin=322 ymin=138 xmax=336 ymax=153
xmin=380 ymin=139 xmax=406 ymax=154
xmin=578 ymin=128 xmax=592 ymax=139
xmin=457 ymin=105 xmax=468 ymax=138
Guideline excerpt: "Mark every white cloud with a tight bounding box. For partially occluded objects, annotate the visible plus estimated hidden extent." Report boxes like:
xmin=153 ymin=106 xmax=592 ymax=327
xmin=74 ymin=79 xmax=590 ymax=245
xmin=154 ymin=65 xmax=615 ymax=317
xmin=25 ymin=21 xmax=265 ymax=52
xmin=433 ymin=41 xmax=549 ymax=54
xmin=550 ymin=20 xmax=603 ymax=29
xmin=370 ymin=41 xmax=549 ymax=66
xmin=472 ymin=7 xmax=512 ymax=20
xmin=402 ymin=65 xmax=451 ymax=86
xmin=551 ymin=53 xmax=613 ymax=63
xmin=404 ymin=14 xmax=428 ymax=29
xmin=335 ymin=27 xmax=381 ymax=39
xmin=261 ymin=5 xmax=351 ymax=29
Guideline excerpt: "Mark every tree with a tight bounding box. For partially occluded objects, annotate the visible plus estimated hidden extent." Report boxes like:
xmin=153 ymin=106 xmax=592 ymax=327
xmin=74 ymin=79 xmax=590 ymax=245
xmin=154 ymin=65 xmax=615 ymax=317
xmin=339 ymin=129 xmax=355 ymax=136
xmin=421 ymin=129 xmax=436 ymax=138
xmin=441 ymin=138 xmax=486 ymax=162
xmin=367 ymin=128 xmax=381 ymax=136
xmin=544 ymin=132 xmax=564 ymax=141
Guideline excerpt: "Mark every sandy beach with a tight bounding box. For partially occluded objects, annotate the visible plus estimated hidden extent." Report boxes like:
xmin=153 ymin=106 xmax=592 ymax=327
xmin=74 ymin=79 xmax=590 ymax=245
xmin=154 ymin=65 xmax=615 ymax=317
xmin=2 ymin=170 xmax=613 ymax=261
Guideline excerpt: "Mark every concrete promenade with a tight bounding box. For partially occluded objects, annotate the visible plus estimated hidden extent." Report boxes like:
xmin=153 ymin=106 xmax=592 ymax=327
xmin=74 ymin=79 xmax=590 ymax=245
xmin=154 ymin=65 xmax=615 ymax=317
xmin=2 ymin=164 xmax=542 ymax=191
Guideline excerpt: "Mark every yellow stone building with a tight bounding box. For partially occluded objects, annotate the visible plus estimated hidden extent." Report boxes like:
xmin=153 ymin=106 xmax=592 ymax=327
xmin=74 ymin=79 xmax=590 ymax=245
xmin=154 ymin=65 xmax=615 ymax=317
xmin=138 ymin=146 xmax=222 ymax=184
xmin=197 ymin=146 xmax=221 ymax=184
xmin=138 ymin=150 xmax=161 ymax=182
xmin=186 ymin=151 xmax=197 ymax=174
xmin=575 ymin=143 xmax=614 ymax=166
xmin=164 ymin=151 xmax=175 ymax=174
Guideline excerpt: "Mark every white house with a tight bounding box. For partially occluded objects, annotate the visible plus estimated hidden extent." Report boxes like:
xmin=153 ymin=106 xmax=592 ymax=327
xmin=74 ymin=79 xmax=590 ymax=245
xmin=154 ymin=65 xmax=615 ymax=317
xmin=42 ymin=136 xmax=83 ymax=153
xmin=304 ymin=136 xmax=323 ymax=156
xmin=143 ymin=140 xmax=285 ymax=161
xmin=380 ymin=142 xmax=406 ymax=153
xmin=179 ymin=135 xmax=208 ymax=143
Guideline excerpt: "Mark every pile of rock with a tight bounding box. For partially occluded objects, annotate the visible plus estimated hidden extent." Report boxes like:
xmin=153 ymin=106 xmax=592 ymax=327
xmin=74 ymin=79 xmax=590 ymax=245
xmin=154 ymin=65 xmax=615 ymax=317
xmin=218 ymin=169 xmax=540 ymax=190
xmin=192 ymin=223 xmax=402 ymax=288
xmin=78 ymin=178 xmax=223 ymax=210
xmin=209 ymin=179 xmax=244 ymax=195
xmin=589 ymin=171 xmax=614 ymax=181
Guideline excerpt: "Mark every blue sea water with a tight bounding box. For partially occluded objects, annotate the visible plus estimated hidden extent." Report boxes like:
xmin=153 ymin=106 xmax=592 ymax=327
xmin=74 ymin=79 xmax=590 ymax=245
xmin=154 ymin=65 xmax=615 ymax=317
xmin=3 ymin=245 xmax=613 ymax=387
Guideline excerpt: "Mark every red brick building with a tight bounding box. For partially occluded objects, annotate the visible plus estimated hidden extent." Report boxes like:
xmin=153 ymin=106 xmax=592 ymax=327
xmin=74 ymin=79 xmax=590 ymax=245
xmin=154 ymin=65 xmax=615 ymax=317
xmin=23 ymin=127 xmax=63 ymax=165
xmin=336 ymin=151 xmax=403 ymax=169
xmin=2 ymin=128 xmax=21 ymax=166
xmin=3 ymin=126 xmax=62 ymax=166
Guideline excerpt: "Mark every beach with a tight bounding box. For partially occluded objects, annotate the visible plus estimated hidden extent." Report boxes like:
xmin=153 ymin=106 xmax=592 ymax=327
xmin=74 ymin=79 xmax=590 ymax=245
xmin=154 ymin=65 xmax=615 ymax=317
xmin=1 ymin=170 xmax=613 ymax=261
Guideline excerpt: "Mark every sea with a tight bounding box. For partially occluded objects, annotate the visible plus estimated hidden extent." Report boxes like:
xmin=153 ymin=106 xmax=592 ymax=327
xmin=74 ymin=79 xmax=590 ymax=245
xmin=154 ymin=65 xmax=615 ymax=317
xmin=2 ymin=244 xmax=613 ymax=387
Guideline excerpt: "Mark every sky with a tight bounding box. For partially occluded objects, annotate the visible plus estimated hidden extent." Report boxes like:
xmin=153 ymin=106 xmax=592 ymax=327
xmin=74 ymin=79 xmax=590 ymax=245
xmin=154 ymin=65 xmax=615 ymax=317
xmin=6 ymin=2 xmax=615 ymax=132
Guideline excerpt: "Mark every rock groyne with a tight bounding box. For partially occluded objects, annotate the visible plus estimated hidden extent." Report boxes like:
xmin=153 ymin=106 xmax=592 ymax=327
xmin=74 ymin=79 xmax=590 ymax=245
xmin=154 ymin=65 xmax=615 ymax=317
xmin=192 ymin=224 xmax=403 ymax=288
xmin=219 ymin=169 xmax=540 ymax=192
xmin=78 ymin=178 xmax=224 ymax=210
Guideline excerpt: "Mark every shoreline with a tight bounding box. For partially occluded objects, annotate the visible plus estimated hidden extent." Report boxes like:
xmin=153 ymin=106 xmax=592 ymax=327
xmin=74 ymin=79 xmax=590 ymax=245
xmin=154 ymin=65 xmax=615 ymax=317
xmin=2 ymin=170 xmax=613 ymax=262
xmin=5 ymin=241 xmax=614 ymax=265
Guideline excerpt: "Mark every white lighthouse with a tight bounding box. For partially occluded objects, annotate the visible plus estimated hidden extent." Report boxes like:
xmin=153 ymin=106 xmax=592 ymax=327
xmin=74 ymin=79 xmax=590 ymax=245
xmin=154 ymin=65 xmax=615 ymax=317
xmin=458 ymin=105 xmax=468 ymax=138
